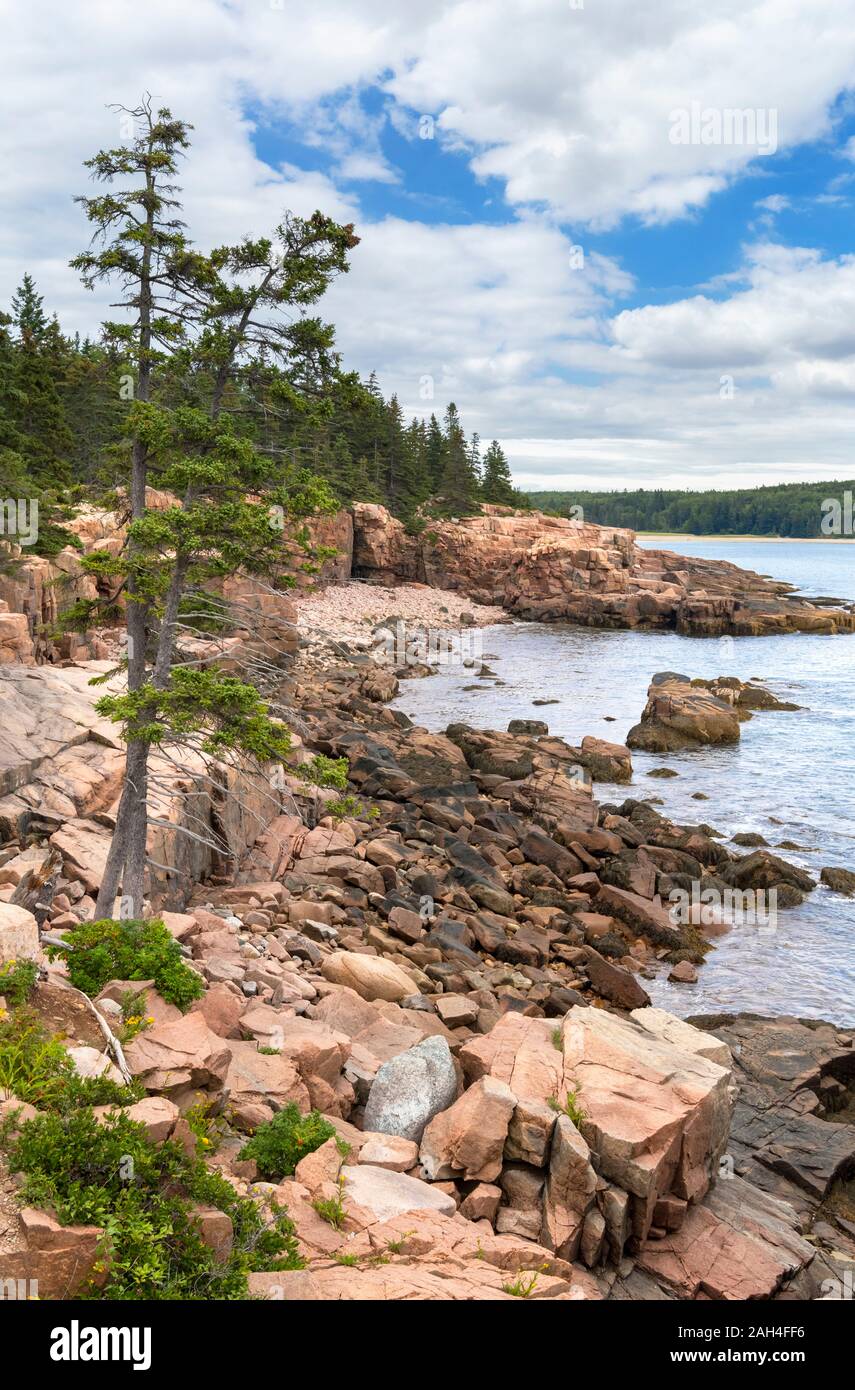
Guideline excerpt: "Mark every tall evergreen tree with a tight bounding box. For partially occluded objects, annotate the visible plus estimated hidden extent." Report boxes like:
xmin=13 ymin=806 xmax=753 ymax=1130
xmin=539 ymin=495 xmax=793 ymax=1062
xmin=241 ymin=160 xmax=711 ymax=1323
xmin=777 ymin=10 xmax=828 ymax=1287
xmin=481 ymin=439 xmax=516 ymax=505
xmin=6 ymin=280 xmax=74 ymax=485
xmin=437 ymin=401 xmax=480 ymax=514
xmin=71 ymin=97 xmax=198 ymax=917
xmin=70 ymin=103 xmax=357 ymax=918
xmin=425 ymin=412 xmax=445 ymax=492
xmin=11 ymin=273 xmax=48 ymax=345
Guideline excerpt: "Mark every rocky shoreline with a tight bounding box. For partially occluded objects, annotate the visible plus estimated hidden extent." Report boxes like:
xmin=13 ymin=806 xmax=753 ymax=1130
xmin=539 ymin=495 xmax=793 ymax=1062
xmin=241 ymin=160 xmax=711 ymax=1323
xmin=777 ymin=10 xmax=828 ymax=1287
xmin=2 ymin=647 xmax=854 ymax=1301
xmin=1 ymin=505 xmax=854 ymax=1302
xmin=350 ymin=503 xmax=855 ymax=637
xmin=295 ymin=580 xmax=506 ymax=674
xmin=2 ymin=501 xmax=853 ymax=671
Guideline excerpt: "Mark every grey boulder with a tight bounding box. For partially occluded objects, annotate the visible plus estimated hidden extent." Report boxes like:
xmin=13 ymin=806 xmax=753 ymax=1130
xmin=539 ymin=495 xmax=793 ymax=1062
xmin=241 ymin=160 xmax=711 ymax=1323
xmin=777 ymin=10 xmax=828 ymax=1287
xmin=363 ymin=1035 xmax=458 ymax=1142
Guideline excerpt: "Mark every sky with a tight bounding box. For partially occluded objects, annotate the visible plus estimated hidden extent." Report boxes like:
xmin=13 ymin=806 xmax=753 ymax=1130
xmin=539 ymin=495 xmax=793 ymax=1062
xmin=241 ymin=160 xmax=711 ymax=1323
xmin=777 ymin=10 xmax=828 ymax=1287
xmin=3 ymin=0 xmax=855 ymax=491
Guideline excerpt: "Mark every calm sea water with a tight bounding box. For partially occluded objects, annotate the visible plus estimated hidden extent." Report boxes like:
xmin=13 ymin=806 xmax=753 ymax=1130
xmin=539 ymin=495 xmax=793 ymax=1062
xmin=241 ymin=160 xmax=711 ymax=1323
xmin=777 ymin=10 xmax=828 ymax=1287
xmin=392 ymin=539 xmax=855 ymax=1025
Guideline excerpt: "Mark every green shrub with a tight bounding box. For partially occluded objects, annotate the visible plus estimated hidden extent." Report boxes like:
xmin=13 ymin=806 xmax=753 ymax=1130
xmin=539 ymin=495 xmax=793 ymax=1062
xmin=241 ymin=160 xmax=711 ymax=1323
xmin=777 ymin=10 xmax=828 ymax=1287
xmin=0 ymin=1011 xmax=142 ymax=1112
xmin=45 ymin=918 xmax=204 ymax=1009
xmin=547 ymin=1087 xmax=587 ymax=1127
xmin=5 ymin=1107 xmax=303 ymax=1300
xmin=302 ymin=754 xmax=348 ymax=790
xmin=502 ymin=1271 xmax=540 ymax=1298
xmin=0 ymin=958 xmax=38 ymax=1008
xmin=0 ymin=1016 xmax=71 ymax=1106
xmin=326 ymin=793 xmax=366 ymax=821
xmin=312 ymin=1176 xmax=346 ymax=1230
xmin=184 ymin=1096 xmax=225 ymax=1156
xmin=238 ymin=1104 xmax=337 ymax=1180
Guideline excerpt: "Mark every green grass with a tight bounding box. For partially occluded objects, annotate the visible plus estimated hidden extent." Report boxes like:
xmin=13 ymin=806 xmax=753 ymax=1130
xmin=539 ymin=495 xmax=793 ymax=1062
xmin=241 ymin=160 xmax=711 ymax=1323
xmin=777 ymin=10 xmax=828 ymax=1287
xmin=502 ymin=1271 xmax=540 ymax=1298
xmin=547 ymin=1087 xmax=588 ymax=1127
xmin=0 ymin=958 xmax=38 ymax=1008
xmin=312 ymin=1177 xmax=347 ymax=1231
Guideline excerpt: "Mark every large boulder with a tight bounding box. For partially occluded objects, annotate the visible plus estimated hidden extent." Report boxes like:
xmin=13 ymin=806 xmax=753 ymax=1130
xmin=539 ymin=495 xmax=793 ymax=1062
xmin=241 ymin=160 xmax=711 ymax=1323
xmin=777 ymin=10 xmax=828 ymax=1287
xmin=419 ymin=1076 xmax=516 ymax=1182
xmin=49 ymin=818 xmax=112 ymax=894
xmin=626 ymin=673 xmax=741 ymax=751
xmin=460 ymin=1008 xmax=734 ymax=1258
xmin=363 ymin=1036 xmax=458 ymax=1142
xmin=460 ymin=1013 xmax=564 ymax=1100
xmin=244 ymin=1013 xmax=351 ymax=1116
xmin=721 ymin=849 xmax=815 ymax=894
xmin=320 ymin=950 xmax=418 ymax=1003
xmin=541 ymin=1114 xmax=598 ymax=1259
xmin=224 ymin=1039 xmax=310 ymax=1128
xmin=594 ymin=882 xmax=684 ymax=949
xmin=637 ymin=1176 xmax=816 ymax=1300
xmin=125 ymin=1012 xmax=232 ymax=1097
xmin=0 ymin=902 xmax=40 ymax=964
xmin=692 ymin=1013 xmax=855 ymax=1214
xmin=630 ymin=1007 xmax=732 ymax=1068
xmin=582 ymin=946 xmax=651 ymax=1010
xmin=1 ymin=1207 xmax=110 ymax=1300
xmin=342 ymin=1164 xmax=457 ymax=1223
xmin=576 ymin=736 xmax=633 ymax=784
xmin=561 ymin=1007 xmax=734 ymax=1245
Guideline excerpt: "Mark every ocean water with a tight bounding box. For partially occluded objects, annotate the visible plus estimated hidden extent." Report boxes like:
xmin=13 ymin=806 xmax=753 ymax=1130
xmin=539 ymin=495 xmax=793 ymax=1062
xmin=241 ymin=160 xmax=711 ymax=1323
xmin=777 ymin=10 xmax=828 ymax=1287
xmin=392 ymin=539 xmax=855 ymax=1025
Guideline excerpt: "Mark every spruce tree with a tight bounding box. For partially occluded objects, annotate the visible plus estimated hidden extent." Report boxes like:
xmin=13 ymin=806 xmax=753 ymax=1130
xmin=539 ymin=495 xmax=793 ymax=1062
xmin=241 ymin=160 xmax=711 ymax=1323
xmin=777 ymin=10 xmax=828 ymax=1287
xmin=11 ymin=273 xmax=49 ymax=345
xmin=481 ymin=439 xmax=517 ymax=505
xmin=437 ymin=402 xmax=480 ymax=515
xmin=7 ymin=300 xmax=75 ymax=486
xmin=425 ymin=413 xmax=445 ymax=493
xmin=70 ymin=100 xmax=357 ymax=919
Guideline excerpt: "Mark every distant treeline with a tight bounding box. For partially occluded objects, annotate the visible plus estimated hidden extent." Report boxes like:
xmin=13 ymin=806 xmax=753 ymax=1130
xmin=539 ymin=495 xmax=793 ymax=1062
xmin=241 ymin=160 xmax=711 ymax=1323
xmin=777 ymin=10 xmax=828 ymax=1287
xmin=525 ymin=482 xmax=855 ymax=538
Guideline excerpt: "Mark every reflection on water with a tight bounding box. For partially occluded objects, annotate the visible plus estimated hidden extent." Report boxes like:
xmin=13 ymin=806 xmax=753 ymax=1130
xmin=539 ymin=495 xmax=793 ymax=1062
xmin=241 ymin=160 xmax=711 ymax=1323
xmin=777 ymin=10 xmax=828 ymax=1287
xmin=392 ymin=541 xmax=855 ymax=1025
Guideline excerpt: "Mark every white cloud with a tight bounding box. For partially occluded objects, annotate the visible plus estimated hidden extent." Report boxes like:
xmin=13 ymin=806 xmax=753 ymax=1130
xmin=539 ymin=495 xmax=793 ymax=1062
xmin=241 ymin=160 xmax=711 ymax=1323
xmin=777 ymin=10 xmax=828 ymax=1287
xmin=2 ymin=0 xmax=855 ymax=490
xmin=612 ymin=244 xmax=855 ymax=368
xmin=756 ymin=194 xmax=792 ymax=213
xmin=385 ymin=0 xmax=855 ymax=226
xmin=324 ymin=216 xmax=633 ymax=437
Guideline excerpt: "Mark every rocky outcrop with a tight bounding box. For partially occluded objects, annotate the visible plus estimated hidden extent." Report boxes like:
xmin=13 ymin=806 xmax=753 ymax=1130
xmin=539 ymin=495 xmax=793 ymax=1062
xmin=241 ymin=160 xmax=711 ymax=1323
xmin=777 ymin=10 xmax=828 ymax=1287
xmin=0 ymin=497 xmax=347 ymax=670
xmin=627 ymin=673 xmax=741 ymax=751
xmin=0 ymin=543 xmax=105 ymax=666
xmin=350 ymin=504 xmax=855 ymax=638
xmin=627 ymin=672 xmax=798 ymax=752
xmin=691 ymin=1013 xmax=855 ymax=1215
xmin=0 ymin=663 xmax=298 ymax=911
xmin=3 ymin=502 xmax=848 ymax=680
xmin=456 ymin=1008 xmax=733 ymax=1260
xmin=0 ymin=902 xmax=40 ymax=963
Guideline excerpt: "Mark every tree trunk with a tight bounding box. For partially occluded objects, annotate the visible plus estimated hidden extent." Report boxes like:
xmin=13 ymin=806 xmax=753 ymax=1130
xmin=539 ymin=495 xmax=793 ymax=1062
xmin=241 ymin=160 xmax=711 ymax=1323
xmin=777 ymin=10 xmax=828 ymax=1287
xmin=92 ymin=733 xmax=151 ymax=918
xmin=95 ymin=156 xmax=156 ymax=920
xmin=121 ymin=738 xmax=150 ymax=918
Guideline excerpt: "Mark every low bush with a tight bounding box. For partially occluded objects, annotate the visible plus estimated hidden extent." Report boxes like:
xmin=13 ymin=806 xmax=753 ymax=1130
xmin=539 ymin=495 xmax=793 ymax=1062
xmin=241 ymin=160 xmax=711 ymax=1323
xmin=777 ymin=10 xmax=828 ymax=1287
xmin=0 ymin=1015 xmax=71 ymax=1107
xmin=45 ymin=918 xmax=204 ymax=1010
xmin=0 ymin=958 xmax=38 ymax=1008
xmin=6 ymin=1106 xmax=303 ymax=1299
xmin=0 ymin=1010 xmax=142 ymax=1112
xmin=238 ymin=1104 xmax=337 ymax=1180
xmin=302 ymin=754 xmax=349 ymax=790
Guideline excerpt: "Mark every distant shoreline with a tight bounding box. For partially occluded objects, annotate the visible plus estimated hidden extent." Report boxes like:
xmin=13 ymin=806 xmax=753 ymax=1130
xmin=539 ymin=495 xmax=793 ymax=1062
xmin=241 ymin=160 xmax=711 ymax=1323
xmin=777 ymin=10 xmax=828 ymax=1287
xmin=636 ymin=531 xmax=855 ymax=544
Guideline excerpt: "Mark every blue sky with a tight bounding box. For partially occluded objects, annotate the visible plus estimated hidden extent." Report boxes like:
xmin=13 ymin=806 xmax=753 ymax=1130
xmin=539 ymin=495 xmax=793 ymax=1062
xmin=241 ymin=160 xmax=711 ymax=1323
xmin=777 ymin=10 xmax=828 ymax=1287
xmin=254 ymin=87 xmax=855 ymax=309
xmin=4 ymin=0 xmax=855 ymax=490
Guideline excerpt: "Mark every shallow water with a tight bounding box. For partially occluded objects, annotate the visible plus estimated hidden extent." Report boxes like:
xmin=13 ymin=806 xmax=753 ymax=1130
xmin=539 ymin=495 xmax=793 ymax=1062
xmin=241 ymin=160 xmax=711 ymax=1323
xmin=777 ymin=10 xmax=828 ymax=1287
xmin=391 ymin=540 xmax=855 ymax=1025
